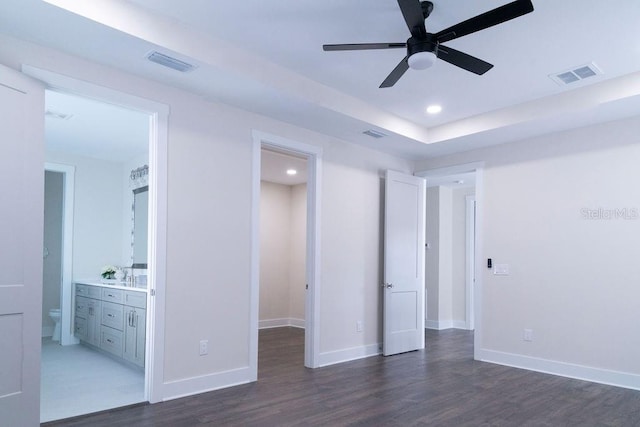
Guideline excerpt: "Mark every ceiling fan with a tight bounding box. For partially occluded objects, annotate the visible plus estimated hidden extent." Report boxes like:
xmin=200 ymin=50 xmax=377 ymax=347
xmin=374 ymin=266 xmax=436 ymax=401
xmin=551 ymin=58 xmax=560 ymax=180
xmin=323 ymin=0 xmax=534 ymax=88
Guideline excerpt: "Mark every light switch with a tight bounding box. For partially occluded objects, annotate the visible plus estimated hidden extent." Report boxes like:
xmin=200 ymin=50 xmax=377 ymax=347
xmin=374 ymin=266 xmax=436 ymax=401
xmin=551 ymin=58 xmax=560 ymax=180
xmin=494 ymin=264 xmax=510 ymax=275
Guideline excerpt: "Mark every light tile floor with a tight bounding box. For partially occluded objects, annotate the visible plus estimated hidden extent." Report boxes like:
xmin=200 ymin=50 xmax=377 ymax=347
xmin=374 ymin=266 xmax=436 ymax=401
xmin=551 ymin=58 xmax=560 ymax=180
xmin=41 ymin=338 xmax=144 ymax=423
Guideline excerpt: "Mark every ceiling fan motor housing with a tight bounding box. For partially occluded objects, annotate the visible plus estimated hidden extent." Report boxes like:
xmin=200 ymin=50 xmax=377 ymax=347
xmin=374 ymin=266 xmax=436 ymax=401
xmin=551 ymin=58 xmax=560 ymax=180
xmin=407 ymin=34 xmax=437 ymax=57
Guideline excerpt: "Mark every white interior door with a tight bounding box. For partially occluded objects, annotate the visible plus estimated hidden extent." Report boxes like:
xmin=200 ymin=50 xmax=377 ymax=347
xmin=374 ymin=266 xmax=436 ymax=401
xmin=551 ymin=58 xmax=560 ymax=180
xmin=0 ymin=65 xmax=45 ymax=425
xmin=383 ymin=170 xmax=426 ymax=356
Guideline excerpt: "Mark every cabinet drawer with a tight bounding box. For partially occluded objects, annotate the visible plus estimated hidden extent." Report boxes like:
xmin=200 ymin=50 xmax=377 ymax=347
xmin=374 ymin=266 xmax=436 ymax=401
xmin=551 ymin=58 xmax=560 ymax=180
xmin=101 ymin=288 xmax=124 ymax=303
xmin=75 ymin=316 xmax=88 ymax=340
xmin=75 ymin=296 xmax=89 ymax=318
xmin=124 ymin=291 xmax=147 ymax=309
xmin=76 ymin=283 xmax=101 ymax=298
xmin=101 ymin=301 xmax=124 ymax=330
xmin=101 ymin=326 xmax=123 ymax=357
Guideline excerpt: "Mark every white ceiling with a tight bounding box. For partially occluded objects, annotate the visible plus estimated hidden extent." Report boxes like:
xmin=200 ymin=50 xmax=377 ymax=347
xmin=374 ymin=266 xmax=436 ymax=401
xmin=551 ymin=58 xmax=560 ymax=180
xmin=261 ymin=149 xmax=308 ymax=186
xmin=2 ymin=0 xmax=640 ymax=160
xmin=45 ymin=91 xmax=149 ymax=162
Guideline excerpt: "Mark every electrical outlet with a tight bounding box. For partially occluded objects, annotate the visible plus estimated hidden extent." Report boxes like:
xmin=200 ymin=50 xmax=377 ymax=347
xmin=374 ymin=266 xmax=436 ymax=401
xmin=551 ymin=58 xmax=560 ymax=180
xmin=523 ymin=329 xmax=533 ymax=342
xmin=199 ymin=339 xmax=209 ymax=356
xmin=356 ymin=321 xmax=363 ymax=332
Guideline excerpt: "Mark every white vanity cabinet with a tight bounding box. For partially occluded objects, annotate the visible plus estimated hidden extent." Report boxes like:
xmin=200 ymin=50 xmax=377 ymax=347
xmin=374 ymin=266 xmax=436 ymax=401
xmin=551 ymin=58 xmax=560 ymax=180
xmin=75 ymin=282 xmax=147 ymax=368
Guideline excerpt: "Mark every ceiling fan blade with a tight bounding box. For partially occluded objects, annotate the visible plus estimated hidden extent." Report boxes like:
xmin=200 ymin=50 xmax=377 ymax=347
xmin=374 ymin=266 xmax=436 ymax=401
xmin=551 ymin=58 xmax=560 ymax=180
xmin=323 ymin=43 xmax=406 ymax=51
xmin=380 ymin=57 xmax=410 ymax=88
xmin=435 ymin=0 xmax=534 ymax=44
xmin=437 ymin=45 xmax=493 ymax=75
xmin=397 ymin=0 xmax=427 ymax=38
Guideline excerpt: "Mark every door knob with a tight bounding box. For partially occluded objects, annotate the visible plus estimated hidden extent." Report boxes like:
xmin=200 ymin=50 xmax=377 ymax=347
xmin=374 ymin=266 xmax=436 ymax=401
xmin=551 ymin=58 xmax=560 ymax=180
xmin=382 ymin=283 xmax=394 ymax=289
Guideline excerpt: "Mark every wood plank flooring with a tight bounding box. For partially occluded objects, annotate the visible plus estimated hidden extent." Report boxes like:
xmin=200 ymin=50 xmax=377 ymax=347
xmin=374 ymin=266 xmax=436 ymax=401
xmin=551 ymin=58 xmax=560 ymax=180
xmin=44 ymin=328 xmax=640 ymax=426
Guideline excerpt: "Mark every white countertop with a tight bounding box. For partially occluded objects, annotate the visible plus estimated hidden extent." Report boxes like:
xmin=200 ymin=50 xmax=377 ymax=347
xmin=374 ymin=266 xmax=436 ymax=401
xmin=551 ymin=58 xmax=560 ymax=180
xmin=75 ymin=280 xmax=148 ymax=293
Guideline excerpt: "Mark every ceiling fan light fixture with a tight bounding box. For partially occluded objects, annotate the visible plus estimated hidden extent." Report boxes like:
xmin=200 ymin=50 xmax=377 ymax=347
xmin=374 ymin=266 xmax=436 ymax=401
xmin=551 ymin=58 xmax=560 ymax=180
xmin=408 ymin=51 xmax=437 ymax=70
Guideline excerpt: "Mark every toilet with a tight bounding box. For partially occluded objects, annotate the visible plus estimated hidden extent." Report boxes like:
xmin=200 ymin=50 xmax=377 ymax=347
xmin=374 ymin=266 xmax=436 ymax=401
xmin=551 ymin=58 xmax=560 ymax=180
xmin=49 ymin=308 xmax=61 ymax=342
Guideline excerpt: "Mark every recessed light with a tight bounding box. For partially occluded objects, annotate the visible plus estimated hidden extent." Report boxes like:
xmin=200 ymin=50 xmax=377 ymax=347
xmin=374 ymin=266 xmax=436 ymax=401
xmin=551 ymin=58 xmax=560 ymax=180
xmin=286 ymin=169 xmax=297 ymax=176
xmin=426 ymin=105 xmax=442 ymax=114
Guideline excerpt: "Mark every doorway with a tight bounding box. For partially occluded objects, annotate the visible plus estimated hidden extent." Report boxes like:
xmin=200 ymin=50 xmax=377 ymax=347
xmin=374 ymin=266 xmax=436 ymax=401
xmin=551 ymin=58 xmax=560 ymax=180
xmin=251 ymin=131 xmax=322 ymax=373
xmin=40 ymin=90 xmax=152 ymax=422
xmin=416 ymin=163 xmax=483 ymax=356
xmin=259 ymin=148 xmax=308 ymax=332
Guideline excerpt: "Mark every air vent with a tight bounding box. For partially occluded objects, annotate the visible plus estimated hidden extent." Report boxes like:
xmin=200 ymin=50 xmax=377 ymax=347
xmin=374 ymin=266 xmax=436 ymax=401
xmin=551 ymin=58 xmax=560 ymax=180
xmin=549 ymin=62 xmax=602 ymax=86
xmin=362 ymin=129 xmax=386 ymax=139
xmin=146 ymin=51 xmax=197 ymax=73
xmin=45 ymin=110 xmax=73 ymax=120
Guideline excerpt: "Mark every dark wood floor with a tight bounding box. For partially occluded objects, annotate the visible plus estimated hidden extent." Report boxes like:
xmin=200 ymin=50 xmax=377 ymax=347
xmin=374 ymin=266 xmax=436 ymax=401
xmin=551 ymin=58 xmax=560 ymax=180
xmin=44 ymin=328 xmax=640 ymax=426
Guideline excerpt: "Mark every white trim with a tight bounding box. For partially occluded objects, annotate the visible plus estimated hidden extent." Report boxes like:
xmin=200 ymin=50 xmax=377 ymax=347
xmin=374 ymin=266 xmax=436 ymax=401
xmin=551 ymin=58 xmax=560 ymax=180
xmin=251 ymin=130 xmax=322 ymax=370
xmin=318 ymin=344 xmax=381 ymax=367
xmin=425 ymin=320 xmax=468 ymax=330
xmin=473 ymin=167 xmax=484 ymax=360
xmin=415 ymin=162 xmax=484 ymax=179
xmin=146 ymin=107 xmax=169 ymax=404
xmin=259 ymin=318 xmax=305 ymax=329
xmin=465 ymin=195 xmax=476 ymax=331
xmin=249 ymin=138 xmax=261 ymax=381
xmin=44 ymin=162 xmax=77 ymax=346
xmin=478 ymin=349 xmax=640 ymax=391
xmin=161 ymin=367 xmax=254 ymax=402
xmin=23 ymin=65 xmax=169 ymax=404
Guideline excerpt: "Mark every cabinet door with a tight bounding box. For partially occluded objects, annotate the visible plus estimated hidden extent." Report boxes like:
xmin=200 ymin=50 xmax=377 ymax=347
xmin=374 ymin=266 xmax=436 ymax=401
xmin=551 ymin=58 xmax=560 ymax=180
xmin=74 ymin=316 xmax=88 ymax=341
xmin=75 ymin=296 xmax=89 ymax=319
xmin=124 ymin=307 xmax=146 ymax=367
xmin=86 ymin=299 xmax=102 ymax=347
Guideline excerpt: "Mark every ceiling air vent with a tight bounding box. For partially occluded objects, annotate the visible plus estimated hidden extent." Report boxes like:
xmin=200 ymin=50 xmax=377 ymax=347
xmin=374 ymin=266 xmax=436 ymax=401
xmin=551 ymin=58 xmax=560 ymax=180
xmin=146 ymin=51 xmax=197 ymax=73
xmin=363 ymin=129 xmax=386 ymax=139
xmin=549 ymin=62 xmax=602 ymax=86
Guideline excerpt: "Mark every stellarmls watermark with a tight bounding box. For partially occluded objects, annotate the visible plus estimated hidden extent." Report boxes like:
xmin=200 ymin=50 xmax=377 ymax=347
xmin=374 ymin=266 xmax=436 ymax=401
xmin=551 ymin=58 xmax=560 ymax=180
xmin=580 ymin=207 xmax=639 ymax=220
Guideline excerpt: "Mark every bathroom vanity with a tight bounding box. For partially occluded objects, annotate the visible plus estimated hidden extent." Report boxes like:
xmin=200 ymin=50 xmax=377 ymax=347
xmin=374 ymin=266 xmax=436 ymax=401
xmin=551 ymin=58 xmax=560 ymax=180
xmin=74 ymin=282 xmax=147 ymax=368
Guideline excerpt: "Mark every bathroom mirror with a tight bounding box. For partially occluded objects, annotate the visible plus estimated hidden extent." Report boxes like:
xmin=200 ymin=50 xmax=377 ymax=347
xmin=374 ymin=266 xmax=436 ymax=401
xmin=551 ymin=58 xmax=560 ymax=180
xmin=131 ymin=185 xmax=148 ymax=268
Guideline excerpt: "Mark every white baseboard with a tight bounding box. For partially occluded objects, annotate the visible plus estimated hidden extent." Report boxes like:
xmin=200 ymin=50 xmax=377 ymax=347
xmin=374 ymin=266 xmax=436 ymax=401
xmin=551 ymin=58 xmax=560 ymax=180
xmin=425 ymin=320 xmax=469 ymax=330
xmin=318 ymin=343 xmax=380 ymax=367
xmin=162 ymin=366 xmax=254 ymax=402
xmin=478 ymin=349 xmax=640 ymax=391
xmin=42 ymin=326 xmax=54 ymax=337
xmin=259 ymin=318 xmax=305 ymax=329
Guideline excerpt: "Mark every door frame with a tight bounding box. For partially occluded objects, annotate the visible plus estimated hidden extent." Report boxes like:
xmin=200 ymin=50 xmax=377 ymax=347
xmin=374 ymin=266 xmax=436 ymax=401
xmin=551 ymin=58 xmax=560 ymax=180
xmin=44 ymin=162 xmax=77 ymax=346
xmin=22 ymin=65 xmax=169 ymax=403
xmin=251 ymin=130 xmax=322 ymax=371
xmin=465 ymin=195 xmax=476 ymax=331
xmin=415 ymin=162 xmax=484 ymax=359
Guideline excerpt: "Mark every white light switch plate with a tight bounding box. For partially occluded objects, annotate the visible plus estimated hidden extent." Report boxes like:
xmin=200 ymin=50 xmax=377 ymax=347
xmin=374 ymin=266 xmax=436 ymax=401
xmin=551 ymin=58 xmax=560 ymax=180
xmin=494 ymin=264 xmax=510 ymax=275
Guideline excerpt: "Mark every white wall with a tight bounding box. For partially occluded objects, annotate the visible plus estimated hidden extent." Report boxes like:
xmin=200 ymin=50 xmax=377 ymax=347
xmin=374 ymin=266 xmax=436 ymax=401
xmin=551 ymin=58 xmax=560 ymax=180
xmin=438 ymin=187 xmax=453 ymax=324
xmin=452 ymin=187 xmax=475 ymax=324
xmin=44 ymin=151 xmax=125 ymax=280
xmin=289 ymin=183 xmax=306 ymax=321
xmin=426 ymin=185 xmax=470 ymax=330
xmin=259 ymin=181 xmax=306 ymax=327
xmin=260 ymin=181 xmax=293 ymax=323
xmin=425 ymin=187 xmax=440 ymax=322
xmin=0 ymin=34 xmax=413 ymax=397
xmin=42 ymin=171 xmax=63 ymax=335
xmin=417 ymin=116 xmax=640 ymax=388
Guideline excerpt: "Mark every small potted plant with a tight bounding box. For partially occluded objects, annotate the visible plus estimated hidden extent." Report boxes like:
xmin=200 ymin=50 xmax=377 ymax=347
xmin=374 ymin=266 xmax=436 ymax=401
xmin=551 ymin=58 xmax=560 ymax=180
xmin=101 ymin=265 xmax=117 ymax=280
